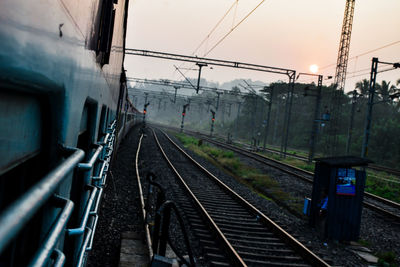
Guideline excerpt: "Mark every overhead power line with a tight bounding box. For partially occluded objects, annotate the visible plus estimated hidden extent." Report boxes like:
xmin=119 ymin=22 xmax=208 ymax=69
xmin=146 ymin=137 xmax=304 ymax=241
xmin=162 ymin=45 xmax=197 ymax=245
xmin=192 ymin=1 xmax=238 ymax=56
xmin=204 ymin=0 xmax=266 ymax=57
xmin=320 ymin=39 xmax=400 ymax=70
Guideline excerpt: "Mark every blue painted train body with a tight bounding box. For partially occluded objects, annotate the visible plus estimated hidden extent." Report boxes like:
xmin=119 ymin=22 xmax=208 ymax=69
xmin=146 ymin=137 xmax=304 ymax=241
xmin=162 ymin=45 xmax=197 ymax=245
xmin=0 ymin=0 xmax=138 ymax=265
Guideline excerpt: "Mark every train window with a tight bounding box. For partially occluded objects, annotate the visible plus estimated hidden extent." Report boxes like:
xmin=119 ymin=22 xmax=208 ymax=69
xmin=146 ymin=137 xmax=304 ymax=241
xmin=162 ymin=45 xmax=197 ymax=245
xmin=0 ymin=91 xmax=50 ymax=266
xmin=96 ymin=0 xmax=116 ymax=65
xmin=98 ymin=106 xmax=108 ymax=141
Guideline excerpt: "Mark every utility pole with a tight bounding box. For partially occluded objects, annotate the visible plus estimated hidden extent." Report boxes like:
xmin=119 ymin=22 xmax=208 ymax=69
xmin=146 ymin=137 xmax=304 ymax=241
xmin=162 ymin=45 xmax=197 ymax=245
xmin=346 ymin=90 xmax=359 ymax=154
xmin=361 ymin=57 xmax=378 ymax=158
xmin=196 ymin=62 xmax=208 ymax=93
xmin=215 ymin=92 xmax=222 ymax=111
xmin=308 ymin=75 xmax=323 ymax=163
xmin=360 ymin=58 xmax=399 ymax=158
xmin=281 ymin=73 xmax=296 ymax=157
xmin=263 ymin=86 xmax=274 ymax=150
xmin=173 ymin=86 xmax=179 ymax=103
xmin=158 ymin=98 xmax=162 ymax=111
xmin=235 ymin=102 xmax=242 ymax=140
xmin=273 ymin=99 xmax=280 ymax=144
xmin=180 ymin=103 xmax=189 ymax=133
xmin=251 ymin=95 xmax=258 ymax=143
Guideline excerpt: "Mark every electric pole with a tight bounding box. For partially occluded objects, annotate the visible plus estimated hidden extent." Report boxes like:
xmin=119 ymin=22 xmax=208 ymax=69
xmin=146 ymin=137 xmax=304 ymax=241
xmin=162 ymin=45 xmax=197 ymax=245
xmin=263 ymin=85 xmax=274 ymax=150
xmin=235 ymin=102 xmax=242 ymax=140
xmin=346 ymin=89 xmax=359 ymax=154
xmin=196 ymin=62 xmax=208 ymax=93
xmin=308 ymin=75 xmax=323 ymax=163
xmin=361 ymin=57 xmax=378 ymax=158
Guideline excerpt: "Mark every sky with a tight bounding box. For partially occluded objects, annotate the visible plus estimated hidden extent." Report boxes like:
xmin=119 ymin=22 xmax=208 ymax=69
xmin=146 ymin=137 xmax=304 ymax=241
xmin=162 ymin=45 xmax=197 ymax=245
xmin=125 ymin=0 xmax=400 ymax=93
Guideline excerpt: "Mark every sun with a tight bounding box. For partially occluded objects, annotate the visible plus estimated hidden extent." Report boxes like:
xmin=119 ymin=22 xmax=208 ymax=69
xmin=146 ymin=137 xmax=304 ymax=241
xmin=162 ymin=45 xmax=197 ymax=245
xmin=309 ymin=64 xmax=319 ymax=74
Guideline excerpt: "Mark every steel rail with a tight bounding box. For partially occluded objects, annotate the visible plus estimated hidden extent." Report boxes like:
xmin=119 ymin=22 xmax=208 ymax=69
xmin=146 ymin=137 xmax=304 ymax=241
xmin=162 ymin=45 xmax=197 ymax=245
xmin=155 ymin=128 xmax=329 ymax=267
xmin=135 ymin=133 xmax=154 ymax=260
xmin=152 ymin=129 xmax=247 ymax=267
xmin=187 ymin=133 xmax=400 ymax=221
xmin=157 ymin=124 xmax=400 ymax=224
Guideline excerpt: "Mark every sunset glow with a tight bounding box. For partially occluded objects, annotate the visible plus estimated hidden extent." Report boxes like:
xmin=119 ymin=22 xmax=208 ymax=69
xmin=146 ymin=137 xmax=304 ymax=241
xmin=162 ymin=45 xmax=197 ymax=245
xmin=309 ymin=64 xmax=319 ymax=74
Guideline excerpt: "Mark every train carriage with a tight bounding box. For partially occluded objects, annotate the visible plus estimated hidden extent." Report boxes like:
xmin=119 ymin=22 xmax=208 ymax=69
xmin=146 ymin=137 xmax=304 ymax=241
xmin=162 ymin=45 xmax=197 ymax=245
xmin=0 ymin=0 xmax=137 ymax=265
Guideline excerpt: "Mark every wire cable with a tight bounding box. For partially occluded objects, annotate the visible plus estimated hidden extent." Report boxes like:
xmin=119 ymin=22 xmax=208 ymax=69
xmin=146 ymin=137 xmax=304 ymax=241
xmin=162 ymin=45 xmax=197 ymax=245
xmin=192 ymin=1 xmax=238 ymax=56
xmin=320 ymin=40 xmax=400 ymax=70
xmin=204 ymin=0 xmax=266 ymax=57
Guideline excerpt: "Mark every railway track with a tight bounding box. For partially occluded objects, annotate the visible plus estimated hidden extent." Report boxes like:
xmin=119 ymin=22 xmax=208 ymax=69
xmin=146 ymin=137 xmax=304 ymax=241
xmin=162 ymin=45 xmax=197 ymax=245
xmin=150 ymin=127 xmax=329 ymax=267
xmin=167 ymin=124 xmax=400 ymax=178
xmin=180 ymin=131 xmax=400 ymax=223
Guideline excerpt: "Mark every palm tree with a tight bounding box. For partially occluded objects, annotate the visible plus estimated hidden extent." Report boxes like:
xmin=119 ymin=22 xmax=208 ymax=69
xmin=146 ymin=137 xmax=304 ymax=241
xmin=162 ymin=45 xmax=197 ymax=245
xmin=377 ymin=80 xmax=395 ymax=102
xmin=355 ymin=79 xmax=369 ymax=97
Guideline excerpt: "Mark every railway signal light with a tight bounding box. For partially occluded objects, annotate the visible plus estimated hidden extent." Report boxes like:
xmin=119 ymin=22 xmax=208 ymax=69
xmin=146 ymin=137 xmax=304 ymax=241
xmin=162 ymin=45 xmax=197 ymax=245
xmin=180 ymin=103 xmax=190 ymax=132
xmin=143 ymin=102 xmax=150 ymax=123
xmin=210 ymin=109 xmax=216 ymax=137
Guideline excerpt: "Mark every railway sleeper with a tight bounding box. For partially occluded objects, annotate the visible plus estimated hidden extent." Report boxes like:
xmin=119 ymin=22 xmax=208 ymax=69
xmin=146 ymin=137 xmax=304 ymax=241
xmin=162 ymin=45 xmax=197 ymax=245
xmin=209 ymin=212 xmax=255 ymax=221
xmin=224 ymin=232 xmax=277 ymax=242
xmin=193 ymin=232 xmax=214 ymax=240
xmin=234 ymin=244 xmax=293 ymax=254
xmin=228 ymin=237 xmax=284 ymax=247
xmin=211 ymin=217 xmax=262 ymax=227
xmin=193 ymin=228 xmax=213 ymax=235
xmin=210 ymin=260 xmax=230 ymax=267
xmin=201 ymin=203 xmax=249 ymax=212
xmin=239 ymin=251 xmax=303 ymax=262
xmin=206 ymin=252 xmax=228 ymax=263
xmin=213 ymin=227 xmax=273 ymax=237
xmin=242 ymin=258 xmax=310 ymax=267
xmin=202 ymin=203 xmax=249 ymax=211
xmin=217 ymin=222 xmax=267 ymax=232
xmin=241 ymin=255 xmax=306 ymax=266
xmin=206 ymin=209 xmax=252 ymax=217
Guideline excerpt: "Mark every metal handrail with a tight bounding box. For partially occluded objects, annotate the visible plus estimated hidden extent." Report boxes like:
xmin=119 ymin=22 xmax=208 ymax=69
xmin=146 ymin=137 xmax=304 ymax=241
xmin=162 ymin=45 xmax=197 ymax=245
xmin=0 ymin=119 xmax=117 ymax=266
xmin=29 ymin=195 xmax=74 ymax=267
xmin=51 ymin=249 xmax=65 ymax=267
xmin=78 ymin=144 xmax=103 ymax=171
xmin=67 ymin=186 xmax=98 ymax=236
xmin=74 ymin=119 xmax=117 ymax=264
xmin=76 ymin=227 xmax=92 ymax=267
xmin=86 ymin=215 xmax=99 ymax=251
xmin=0 ymin=148 xmax=85 ymax=254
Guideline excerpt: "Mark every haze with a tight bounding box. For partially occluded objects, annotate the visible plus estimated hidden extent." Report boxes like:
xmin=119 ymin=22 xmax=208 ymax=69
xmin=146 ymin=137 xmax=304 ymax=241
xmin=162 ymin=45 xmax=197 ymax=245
xmin=125 ymin=0 xmax=400 ymax=91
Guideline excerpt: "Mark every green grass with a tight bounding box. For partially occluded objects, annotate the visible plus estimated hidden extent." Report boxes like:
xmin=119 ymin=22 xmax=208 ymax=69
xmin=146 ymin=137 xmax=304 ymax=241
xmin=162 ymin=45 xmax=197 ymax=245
xmin=365 ymin=171 xmax=400 ymax=203
xmin=259 ymin=147 xmax=400 ymax=204
xmin=175 ymin=133 xmax=303 ymax=216
xmin=377 ymin=251 xmax=397 ymax=267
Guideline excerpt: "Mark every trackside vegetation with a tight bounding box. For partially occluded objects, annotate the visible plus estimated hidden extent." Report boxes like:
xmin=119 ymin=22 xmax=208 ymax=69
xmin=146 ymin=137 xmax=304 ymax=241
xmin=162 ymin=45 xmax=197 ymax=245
xmin=174 ymin=133 xmax=304 ymax=216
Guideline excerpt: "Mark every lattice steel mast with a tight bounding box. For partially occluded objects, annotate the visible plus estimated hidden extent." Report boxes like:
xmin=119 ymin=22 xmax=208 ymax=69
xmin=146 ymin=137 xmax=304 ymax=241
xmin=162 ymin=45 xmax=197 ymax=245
xmin=329 ymin=0 xmax=356 ymax=155
xmin=334 ymin=0 xmax=356 ymax=90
